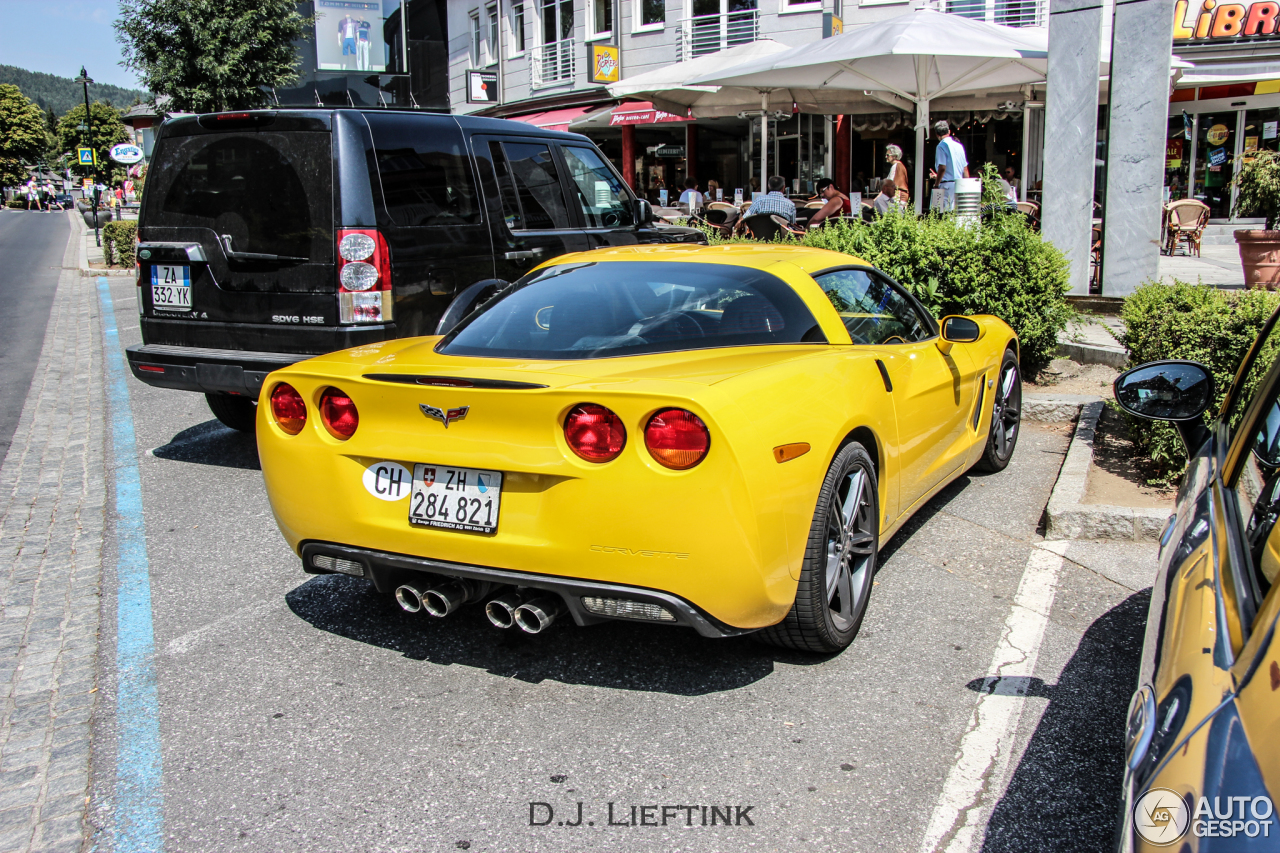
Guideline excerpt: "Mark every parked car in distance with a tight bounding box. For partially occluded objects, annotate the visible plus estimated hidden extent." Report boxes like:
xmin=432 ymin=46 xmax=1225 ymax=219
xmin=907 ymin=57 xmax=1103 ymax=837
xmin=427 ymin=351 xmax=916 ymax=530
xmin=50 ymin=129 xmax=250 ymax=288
xmin=256 ymin=244 xmax=1021 ymax=654
xmin=1112 ymin=320 xmax=1280 ymax=850
xmin=126 ymin=108 xmax=705 ymax=431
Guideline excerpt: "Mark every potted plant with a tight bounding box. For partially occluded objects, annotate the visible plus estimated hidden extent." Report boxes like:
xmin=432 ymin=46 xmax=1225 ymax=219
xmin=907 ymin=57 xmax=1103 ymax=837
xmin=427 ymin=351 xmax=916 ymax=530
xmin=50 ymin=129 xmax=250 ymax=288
xmin=1233 ymin=150 xmax=1280 ymax=288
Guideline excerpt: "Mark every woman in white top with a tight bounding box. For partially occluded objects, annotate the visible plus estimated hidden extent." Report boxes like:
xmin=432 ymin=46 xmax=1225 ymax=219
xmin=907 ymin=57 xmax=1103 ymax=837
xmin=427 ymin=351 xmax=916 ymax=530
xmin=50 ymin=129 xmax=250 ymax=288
xmin=884 ymin=145 xmax=911 ymax=207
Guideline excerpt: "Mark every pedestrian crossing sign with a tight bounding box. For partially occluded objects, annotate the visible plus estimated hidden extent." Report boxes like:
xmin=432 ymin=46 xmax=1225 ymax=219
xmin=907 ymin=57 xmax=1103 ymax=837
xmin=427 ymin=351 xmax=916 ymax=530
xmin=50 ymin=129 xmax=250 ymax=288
xmin=77 ymin=147 xmax=95 ymax=166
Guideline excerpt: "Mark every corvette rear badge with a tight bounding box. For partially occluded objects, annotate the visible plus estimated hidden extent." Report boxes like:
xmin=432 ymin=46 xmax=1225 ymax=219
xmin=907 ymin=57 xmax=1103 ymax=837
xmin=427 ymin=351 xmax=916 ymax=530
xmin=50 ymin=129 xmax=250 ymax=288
xmin=420 ymin=403 xmax=469 ymax=428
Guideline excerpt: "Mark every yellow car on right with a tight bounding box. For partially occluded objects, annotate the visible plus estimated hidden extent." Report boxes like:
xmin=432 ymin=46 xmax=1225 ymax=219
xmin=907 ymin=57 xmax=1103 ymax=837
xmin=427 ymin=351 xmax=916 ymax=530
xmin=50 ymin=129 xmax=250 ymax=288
xmin=1113 ymin=310 xmax=1280 ymax=851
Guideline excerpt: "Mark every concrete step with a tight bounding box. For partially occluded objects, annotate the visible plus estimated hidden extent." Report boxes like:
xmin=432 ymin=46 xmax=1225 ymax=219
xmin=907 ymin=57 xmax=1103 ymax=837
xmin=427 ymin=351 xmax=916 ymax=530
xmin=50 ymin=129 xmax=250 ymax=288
xmin=1201 ymin=223 xmax=1261 ymax=246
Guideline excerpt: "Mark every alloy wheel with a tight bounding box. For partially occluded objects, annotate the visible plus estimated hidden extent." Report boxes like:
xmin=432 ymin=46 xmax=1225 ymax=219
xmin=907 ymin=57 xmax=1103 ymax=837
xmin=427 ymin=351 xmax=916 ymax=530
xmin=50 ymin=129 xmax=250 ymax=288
xmin=825 ymin=468 xmax=875 ymax=632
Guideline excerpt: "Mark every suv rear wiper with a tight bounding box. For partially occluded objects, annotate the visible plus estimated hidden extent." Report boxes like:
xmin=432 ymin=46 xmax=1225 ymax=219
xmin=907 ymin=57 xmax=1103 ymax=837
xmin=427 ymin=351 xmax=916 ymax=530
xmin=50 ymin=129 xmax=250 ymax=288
xmin=220 ymin=235 xmax=306 ymax=263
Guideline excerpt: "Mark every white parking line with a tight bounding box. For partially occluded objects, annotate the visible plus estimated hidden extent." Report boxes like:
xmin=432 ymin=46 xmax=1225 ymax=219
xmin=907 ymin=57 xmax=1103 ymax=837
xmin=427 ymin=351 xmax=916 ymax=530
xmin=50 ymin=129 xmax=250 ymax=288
xmin=917 ymin=542 xmax=1066 ymax=853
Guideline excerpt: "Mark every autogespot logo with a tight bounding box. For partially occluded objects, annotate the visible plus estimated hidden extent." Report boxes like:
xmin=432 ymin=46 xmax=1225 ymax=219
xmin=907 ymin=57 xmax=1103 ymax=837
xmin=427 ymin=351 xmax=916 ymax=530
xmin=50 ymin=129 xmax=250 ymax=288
xmin=1134 ymin=789 xmax=1190 ymax=845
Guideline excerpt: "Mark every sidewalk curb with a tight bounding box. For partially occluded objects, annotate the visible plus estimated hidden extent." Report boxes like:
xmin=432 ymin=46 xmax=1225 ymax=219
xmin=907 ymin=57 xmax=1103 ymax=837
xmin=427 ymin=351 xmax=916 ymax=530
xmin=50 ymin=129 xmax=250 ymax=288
xmin=1055 ymin=340 xmax=1128 ymax=369
xmin=73 ymin=212 xmax=132 ymax=278
xmin=1043 ymin=400 xmax=1170 ymax=542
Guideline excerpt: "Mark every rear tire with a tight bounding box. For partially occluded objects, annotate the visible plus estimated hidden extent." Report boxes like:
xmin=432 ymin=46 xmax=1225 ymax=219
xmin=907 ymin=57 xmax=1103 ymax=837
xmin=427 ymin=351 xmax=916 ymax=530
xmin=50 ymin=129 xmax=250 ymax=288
xmin=760 ymin=442 xmax=878 ymax=654
xmin=974 ymin=349 xmax=1022 ymax=473
xmin=206 ymin=393 xmax=257 ymax=433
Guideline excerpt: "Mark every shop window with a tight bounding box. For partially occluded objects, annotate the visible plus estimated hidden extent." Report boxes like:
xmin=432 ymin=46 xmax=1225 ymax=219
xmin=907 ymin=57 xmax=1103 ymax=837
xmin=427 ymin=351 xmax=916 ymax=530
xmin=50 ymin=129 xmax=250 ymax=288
xmin=635 ymin=0 xmax=665 ymax=29
xmin=511 ymin=3 xmax=527 ymax=54
xmin=589 ymin=0 xmax=614 ymax=38
xmin=491 ymin=141 xmax=572 ymax=231
xmin=561 ymin=146 xmax=636 ymax=228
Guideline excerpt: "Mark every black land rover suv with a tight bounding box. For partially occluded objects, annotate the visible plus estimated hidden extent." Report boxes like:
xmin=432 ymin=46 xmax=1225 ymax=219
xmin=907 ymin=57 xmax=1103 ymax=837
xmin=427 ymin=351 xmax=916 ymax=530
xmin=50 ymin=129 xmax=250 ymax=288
xmin=127 ymin=108 xmax=703 ymax=431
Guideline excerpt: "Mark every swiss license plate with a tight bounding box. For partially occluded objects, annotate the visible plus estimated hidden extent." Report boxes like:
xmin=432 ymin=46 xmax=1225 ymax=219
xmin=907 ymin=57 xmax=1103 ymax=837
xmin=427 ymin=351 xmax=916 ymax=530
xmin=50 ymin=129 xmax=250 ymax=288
xmin=409 ymin=464 xmax=503 ymax=534
xmin=151 ymin=264 xmax=191 ymax=311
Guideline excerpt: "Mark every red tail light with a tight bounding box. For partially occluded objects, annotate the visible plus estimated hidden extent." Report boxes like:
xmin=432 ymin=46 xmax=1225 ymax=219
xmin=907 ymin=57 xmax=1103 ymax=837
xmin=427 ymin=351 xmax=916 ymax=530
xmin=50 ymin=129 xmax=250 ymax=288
xmin=644 ymin=409 xmax=710 ymax=470
xmin=336 ymin=229 xmax=393 ymax=324
xmin=270 ymin=383 xmax=307 ymax=435
xmin=564 ymin=404 xmax=626 ymax=462
xmin=319 ymin=387 xmax=359 ymax=439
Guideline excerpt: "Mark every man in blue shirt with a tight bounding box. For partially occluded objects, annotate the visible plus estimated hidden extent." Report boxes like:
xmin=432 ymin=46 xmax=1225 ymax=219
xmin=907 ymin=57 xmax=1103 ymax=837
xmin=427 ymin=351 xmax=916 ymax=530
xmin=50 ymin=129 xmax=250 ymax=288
xmin=930 ymin=120 xmax=969 ymax=211
xmin=745 ymin=175 xmax=797 ymax=224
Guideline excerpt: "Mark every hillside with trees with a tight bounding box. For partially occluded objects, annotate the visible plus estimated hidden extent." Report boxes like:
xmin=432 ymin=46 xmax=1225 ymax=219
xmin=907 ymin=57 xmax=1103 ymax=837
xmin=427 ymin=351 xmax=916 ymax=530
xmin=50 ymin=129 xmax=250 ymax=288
xmin=0 ymin=65 xmax=148 ymax=116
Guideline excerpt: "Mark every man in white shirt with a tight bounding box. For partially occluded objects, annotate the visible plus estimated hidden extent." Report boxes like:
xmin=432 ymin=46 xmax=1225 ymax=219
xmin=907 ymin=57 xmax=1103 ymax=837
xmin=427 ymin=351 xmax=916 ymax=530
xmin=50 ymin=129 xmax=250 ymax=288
xmin=678 ymin=178 xmax=703 ymax=212
xmin=929 ymin=120 xmax=969 ymax=211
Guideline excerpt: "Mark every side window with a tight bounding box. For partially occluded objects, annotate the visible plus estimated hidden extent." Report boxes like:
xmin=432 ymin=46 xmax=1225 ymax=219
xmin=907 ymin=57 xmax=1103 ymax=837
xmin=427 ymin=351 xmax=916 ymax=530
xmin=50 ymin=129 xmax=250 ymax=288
xmin=366 ymin=116 xmax=481 ymax=227
xmin=501 ymin=141 xmax=572 ymax=230
xmin=813 ymin=269 xmax=932 ymax=345
xmin=1234 ymin=387 xmax=1280 ymax=604
xmin=560 ymin=146 xmax=635 ymax=228
xmin=488 ymin=141 xmax=525 ymax=231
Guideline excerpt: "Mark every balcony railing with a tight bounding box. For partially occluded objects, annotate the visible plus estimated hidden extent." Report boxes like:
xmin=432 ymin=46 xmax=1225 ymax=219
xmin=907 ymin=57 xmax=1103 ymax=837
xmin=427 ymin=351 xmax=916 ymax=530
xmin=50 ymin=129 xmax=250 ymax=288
xmin=676 ymin=10 xmax=760 ymax=62
xmin=531 ymin=37 xmax=577 ymax=89
xmin=941 ymin=0 xmax=1047 ymax=28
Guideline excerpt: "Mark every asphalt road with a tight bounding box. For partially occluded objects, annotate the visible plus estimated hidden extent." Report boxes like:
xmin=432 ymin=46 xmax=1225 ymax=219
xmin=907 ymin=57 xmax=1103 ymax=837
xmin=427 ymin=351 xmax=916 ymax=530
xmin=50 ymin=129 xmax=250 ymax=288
xmin=0 ymin=210 xmax=69 ymax=461
xmin=88 ymin=272 xmax=1155 ymax=852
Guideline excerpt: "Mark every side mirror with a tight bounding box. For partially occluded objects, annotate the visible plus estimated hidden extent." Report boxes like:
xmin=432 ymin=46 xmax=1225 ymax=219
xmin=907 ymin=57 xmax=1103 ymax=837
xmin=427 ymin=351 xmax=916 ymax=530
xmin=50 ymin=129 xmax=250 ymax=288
xmin=937 ymin=315 xmax=981 ymax=355
xmin=636 ymin=198 xmax=655 ymax=226
xmin=434 ymin=278 xmax=509 ymax=336
xmin=1114 ymin=360 xmax=1215 ymax=454
xmin=1113 ymin=360 xmax=1215 ymax=422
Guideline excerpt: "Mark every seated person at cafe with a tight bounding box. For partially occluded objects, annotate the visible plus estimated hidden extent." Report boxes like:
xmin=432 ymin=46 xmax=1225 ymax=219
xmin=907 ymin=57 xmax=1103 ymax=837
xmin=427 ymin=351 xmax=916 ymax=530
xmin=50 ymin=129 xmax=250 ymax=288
xmin=806 ymin=178 xmax=852 ymax=228
xmin=678 ymin=177 xmax=704 ymax=211
xmin=873 ymin=179 xmax=899 ymax=215
xmin=744 ymin=175 xmax=797 ymax=224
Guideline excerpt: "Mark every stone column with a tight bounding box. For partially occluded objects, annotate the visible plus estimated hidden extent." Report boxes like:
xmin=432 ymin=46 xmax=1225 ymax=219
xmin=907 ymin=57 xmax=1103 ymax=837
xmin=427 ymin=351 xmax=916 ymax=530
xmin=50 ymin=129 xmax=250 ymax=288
xmin=1043 ymin=0 xmax=1105 ymax=296
xmin=1101 ymin=0 xmax=1175 ymax=296
xmin=836 ymin=115 xmax=852 ymax=193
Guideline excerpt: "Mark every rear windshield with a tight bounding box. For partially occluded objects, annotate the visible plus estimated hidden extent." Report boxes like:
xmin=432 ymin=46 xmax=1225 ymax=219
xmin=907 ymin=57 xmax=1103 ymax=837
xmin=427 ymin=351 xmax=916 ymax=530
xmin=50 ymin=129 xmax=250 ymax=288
xmin=142 ymin=131 xmax=333 ymax=261
xmin=439 ymin=261 xmax=824 ymax=360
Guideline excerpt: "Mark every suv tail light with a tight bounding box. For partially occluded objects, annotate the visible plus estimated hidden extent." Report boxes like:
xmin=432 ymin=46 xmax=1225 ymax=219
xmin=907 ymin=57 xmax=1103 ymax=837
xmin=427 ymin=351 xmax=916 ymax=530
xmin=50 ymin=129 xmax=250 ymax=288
xmin=270 ymin=383 xmax=307 ymax=435
xmin=564 ymin=404 xmax=626 ymax=462
xmin=319 ymin=387 xmax=359 ymax=439
xmin=644 ymin=409 xmax=710 ymax=470
xmin=337 ymin=229 xmax=393 ymax=324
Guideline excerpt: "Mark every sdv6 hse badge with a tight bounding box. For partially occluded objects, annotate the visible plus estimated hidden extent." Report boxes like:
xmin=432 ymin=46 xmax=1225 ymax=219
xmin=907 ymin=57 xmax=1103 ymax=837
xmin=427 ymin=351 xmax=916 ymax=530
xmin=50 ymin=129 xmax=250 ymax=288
xmin=363 ymin=461 xmax=411 ymax=501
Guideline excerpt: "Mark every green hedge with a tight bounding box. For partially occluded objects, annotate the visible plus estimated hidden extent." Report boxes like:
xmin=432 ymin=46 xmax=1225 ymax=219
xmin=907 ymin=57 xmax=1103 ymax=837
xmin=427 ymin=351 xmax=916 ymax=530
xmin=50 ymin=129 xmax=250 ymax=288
xmin=1118 ymin=280 xmax=1280 ymax=478
xmin=102 ymin=220 xmax=138 ymax=267
xmin=708 ymin=209 xmax=1072 ymax=369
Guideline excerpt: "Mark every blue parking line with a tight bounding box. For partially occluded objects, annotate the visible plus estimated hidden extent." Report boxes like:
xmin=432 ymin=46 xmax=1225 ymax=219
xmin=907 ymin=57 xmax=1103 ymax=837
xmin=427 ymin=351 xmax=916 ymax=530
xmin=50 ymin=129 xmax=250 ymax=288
xmin=97 ymin=277 xmax=165 ymax=852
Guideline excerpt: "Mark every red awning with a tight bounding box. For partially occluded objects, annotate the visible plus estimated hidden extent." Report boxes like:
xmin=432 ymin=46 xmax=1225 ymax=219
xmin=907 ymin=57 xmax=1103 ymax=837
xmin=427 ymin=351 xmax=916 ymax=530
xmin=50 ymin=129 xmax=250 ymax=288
xmin=608 ymin=101 xmax=690 ymax=126
xmin=507 ymin=105 xmax=600 ymax=132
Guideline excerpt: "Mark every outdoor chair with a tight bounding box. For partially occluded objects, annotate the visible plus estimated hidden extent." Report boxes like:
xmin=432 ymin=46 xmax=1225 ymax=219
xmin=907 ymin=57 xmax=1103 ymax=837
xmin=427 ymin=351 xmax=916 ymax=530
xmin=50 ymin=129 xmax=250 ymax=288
xmin=742 ymin=213 xmax=803 ymax=241
xmin=804 ymin=201 xmax=826 ymax=209
xmin=1164 ymin=199 xmax=1210 ymax=257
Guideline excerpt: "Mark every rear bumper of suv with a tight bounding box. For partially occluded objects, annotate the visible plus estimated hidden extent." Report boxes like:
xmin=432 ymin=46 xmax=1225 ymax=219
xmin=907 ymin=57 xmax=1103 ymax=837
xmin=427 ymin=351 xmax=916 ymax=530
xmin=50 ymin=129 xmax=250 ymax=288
xmin=127 ymin=344 xmax=316 ymax=397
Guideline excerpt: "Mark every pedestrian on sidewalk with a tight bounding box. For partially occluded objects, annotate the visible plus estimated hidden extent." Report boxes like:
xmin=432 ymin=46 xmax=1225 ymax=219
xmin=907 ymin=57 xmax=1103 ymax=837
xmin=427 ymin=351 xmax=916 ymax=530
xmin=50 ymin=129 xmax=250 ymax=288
xmin=929 ymin=121 xmax=969 ymax=212
xmin=25 ymin=179 xmax=42 ymax=211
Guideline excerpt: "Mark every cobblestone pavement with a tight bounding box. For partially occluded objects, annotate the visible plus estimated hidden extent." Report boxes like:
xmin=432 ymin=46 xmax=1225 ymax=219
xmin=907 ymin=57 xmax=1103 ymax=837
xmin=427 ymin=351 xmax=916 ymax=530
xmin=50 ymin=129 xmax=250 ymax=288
xmin=0 ymin=219 xmax=104 ymax=853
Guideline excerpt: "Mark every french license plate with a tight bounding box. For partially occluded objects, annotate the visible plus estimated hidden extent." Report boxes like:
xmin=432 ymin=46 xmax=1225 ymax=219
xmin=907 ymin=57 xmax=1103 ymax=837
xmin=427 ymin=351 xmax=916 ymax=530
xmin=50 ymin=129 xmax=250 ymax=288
xmin=409 ymin=464 xmax=503 ymax=534
xmin=151 ymin=264 xmax=191 ymax=311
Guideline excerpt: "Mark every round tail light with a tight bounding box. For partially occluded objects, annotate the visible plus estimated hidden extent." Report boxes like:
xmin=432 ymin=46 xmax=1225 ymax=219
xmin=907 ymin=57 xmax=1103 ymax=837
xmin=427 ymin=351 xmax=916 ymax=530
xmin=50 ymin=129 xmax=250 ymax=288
xmin=319 ymin=387 xmax=359 ymax=439
xmin=644 ymin=409 xmax=710 ymax=470
xmin=564 ymin=404 xmax=626 ymax=462
xmin=270 ymin=383 xmax=306 ymax=435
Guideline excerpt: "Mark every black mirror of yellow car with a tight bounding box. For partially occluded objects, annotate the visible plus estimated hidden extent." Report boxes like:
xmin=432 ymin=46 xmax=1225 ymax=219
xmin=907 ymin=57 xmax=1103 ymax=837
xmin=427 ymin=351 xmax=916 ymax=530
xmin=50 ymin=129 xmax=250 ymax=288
xmin=937 ymin=315 xmax=981 ymax=355
xmin=1114 ymin=360 xmax=1216 ymax=452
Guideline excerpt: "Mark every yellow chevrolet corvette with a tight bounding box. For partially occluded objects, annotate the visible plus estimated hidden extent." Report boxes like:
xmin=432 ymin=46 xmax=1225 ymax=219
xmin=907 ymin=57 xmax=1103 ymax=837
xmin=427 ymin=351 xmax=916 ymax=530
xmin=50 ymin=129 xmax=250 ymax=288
xmin=257 ymin=244 xmax=1020 ymax=652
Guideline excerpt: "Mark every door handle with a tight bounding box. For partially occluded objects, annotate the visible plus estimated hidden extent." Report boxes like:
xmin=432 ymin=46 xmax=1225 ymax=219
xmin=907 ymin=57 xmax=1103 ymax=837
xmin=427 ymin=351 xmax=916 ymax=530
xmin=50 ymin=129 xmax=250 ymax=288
xmin=503 ymin=248 xmax=546 ymax=261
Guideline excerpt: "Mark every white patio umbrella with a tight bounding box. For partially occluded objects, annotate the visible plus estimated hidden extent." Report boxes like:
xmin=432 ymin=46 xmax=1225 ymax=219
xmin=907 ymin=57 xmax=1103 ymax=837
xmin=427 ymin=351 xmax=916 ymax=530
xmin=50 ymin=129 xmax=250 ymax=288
xmin=606 ymin=38 xmax=793 ymax=115
xmin=689 ymin=10 xmax=1048 ymax=212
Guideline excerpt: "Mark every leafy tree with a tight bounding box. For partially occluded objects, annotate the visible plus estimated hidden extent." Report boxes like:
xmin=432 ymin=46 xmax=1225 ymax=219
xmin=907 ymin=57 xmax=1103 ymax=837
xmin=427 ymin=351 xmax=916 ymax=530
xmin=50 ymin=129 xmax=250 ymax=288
xmin=56 ymin=102 xmax=130 ymax=179
xmin=0 ymin=84 xmax=46 ymax=190
xmin=116 ymin=0 xmax=311 ymax=113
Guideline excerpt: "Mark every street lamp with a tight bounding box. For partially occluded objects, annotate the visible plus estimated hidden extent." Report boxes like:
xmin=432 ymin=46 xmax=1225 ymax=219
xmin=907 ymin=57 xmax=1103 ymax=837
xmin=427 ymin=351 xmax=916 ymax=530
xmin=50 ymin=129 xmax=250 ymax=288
xmin=73 ymin=67 xmax=100 ymax=246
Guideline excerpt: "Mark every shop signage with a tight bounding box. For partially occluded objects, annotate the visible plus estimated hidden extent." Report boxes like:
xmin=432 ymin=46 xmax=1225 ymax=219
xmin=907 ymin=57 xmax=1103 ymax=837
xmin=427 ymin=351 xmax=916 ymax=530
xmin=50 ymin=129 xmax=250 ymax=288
xmin=1208 ymin=146 xmax=1229 ymax=167
xmin=609 ymin=105 xmax=687 ymax=126
xmin=1206 ymin=123 xmax=1230 ymax=145
xmin=1174 ymin=0 xmax=1280 ymax=41
xmin=1166 ymin=137 xmax=1184 ymax=168
xmin=653 ymin=146 xmax=686 ymax=158
xmin=824 ymin=13 xmax=843 ymax=37
xmin=109 ymin=143 xmax=144 ymax=165
xmin=589 ymin=44 xmax=620 ymax=84
xmin=467 ymin=70 xmax=498 ymax=104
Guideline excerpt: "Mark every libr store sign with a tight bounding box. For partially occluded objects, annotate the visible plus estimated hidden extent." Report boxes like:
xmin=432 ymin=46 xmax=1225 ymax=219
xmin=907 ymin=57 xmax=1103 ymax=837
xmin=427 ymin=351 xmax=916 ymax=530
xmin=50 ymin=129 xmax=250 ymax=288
xmin=1175 ymin=0 xmax=1280 ymax=41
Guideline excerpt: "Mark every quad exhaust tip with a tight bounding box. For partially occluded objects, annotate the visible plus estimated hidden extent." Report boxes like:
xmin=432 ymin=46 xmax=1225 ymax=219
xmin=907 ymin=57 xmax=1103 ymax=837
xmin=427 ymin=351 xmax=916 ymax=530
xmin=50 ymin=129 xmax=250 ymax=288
xmin=485 ymin=591 xmax=525 ymax=629
xmin=394 ymin=583 xmax=425 ymax=614
xmin=513 ymin=597 xmax=564 ymax=634
xmin=422 ymin=581 xmax=471 ymax=617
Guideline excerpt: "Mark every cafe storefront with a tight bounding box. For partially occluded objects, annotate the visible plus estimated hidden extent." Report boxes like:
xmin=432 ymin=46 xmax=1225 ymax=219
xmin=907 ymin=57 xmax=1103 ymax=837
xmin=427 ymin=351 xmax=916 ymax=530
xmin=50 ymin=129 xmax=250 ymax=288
xmin=1166 ymin=0 xmax=1280 ymax=220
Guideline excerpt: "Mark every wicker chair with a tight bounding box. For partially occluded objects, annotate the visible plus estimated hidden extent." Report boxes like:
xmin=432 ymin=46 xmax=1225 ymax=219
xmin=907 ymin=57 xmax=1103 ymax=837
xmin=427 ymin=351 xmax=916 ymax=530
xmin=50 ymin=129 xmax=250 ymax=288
xmin=1164 ymin=199 xmax=1210 ymax=257
xmin=742 ymin=213 xmax=803 ymax=241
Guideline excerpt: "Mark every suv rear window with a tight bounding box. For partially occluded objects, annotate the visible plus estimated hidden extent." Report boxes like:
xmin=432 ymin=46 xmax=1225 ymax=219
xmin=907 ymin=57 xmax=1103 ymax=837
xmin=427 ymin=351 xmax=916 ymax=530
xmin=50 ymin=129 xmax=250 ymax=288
xmin=439 ymin=261 xmax=824 ymax=360
xmin=143 ymin=131 xmax=333 ymax=261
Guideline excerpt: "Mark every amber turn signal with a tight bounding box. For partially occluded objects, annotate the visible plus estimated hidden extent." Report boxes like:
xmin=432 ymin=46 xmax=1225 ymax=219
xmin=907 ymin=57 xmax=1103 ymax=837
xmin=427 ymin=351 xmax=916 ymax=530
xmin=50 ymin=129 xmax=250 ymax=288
xmin=773 ymin=443 xmax=811 ymax=463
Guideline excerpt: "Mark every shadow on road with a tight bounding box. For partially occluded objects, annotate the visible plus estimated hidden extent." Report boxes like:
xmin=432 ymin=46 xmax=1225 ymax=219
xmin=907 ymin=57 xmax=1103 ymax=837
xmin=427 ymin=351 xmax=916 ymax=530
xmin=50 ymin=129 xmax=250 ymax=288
xmin=150 ymin=420 xmax=260 ymax=470
xmin=979 ymin=589 xmax=1150 ymax=853
xmin=286 ymin=573 xmax=830 ymax=695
